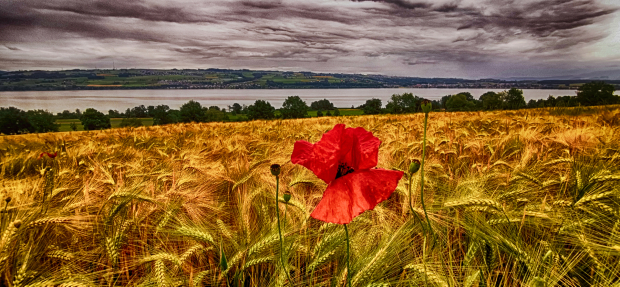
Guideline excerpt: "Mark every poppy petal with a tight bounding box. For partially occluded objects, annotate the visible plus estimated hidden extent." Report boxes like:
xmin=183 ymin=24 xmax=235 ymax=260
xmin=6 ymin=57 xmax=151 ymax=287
xmin=341 ymin=127 xmax=380 ymax=171
xmin=291 ymin=124 xmax=346 ymax=183
xmin=310 ymin=168 xmax=404 ymax=224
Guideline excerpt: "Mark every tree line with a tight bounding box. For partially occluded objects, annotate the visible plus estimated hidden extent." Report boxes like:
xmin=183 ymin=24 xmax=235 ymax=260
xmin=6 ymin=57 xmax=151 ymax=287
xmin=0 ymin=81 xmax=616 ymax=135
xmin=0 ymin=97 xmax=342 ymax=135
xmin=357 ymin=81 xmax=618 ymax=115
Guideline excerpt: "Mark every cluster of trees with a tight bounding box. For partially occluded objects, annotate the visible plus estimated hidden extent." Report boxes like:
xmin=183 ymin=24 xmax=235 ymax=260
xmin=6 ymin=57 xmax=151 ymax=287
xmin=1 ymin=96 xmax=346 ymax=135
xmin=439 ymin=89 xmax=527 ymax=111
xmin=359 ymin=82 xmax=618 ymax=115
xmin=441 ymin=82 xmax=618 ymax=112
xmin=0 ymin=108 xmax=60 ymax=135
xmin=357 ymin=95 xmax=436 ymax=115
xmin=224 ymin=97 xmax=340 ymax=120
xmin=528 ymin=81 xmax=619 ymax=108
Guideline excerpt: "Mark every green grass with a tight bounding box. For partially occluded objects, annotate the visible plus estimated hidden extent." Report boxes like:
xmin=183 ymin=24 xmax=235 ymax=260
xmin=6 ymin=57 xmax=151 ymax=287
xmin=54 ymin=110 xmax=363 ymax=131
xmin=337 ymin=109 xmax=364 ymax=116
xmin=230 ymin=109 xmax=363 ymax=119
xmin=56 ymin=118 xmax=154 ymax=131
xmin=53 ymin=109 xmax=363 ymax=132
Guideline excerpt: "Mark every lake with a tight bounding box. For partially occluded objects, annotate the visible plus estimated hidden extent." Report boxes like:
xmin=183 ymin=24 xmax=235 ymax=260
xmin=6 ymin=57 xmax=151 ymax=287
xmin=0 ymin=88 xmax=581 ymax=113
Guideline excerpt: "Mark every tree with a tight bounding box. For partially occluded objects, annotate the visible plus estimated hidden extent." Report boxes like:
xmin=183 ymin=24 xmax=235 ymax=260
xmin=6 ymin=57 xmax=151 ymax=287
xmin=501 ymin=88 xmax=526 ymax=109
xmin=333 ymin=108 xmax=341 ymax=116
xmin=280 ymin=96 xmax=309 ymax=119
xmin=152 ymin=105 xmax=175 ymax=125
xmin=479 ymin=91 xmax=502 ymax=110
xmin=440 ymin=95 xmax=451 ymax=110
xmin=108 ymin=110 xmax=121 ymax=118
xmin=326 ymin=110 xmax=332 ymax=116
xmin=129 ymin=105 xmax=148 ymax=118
xmin=362 ymin=98 xmax=382 ymax=115
xmin=401 ymin=93 xmax=421 ymax=113
xmin=27 ymin=110 xmax=60 ymax=133
xmin=204 ymin=107 xmax=229 ymax=122
xmin=247 ymin=100 xmax=275 ymax=120
xmin=57 ymin=110 xmax=77 ymax=119
xmin=317 ymin=110 xmax=323 ymax=117
xmin=386 ymin=93 xmax=421 ymax=114
xmin=446 ymin=94 xmax=475 ymax=111
xmin=231 ymin=103 xmax=243 ymax=114
xmin=386 ymin=94 xmax=404 ymax=114
xmin=180 ymin=100 xmax=205 ymax=123
xmin=310 ymin=99 xmax=335 ymax=111
xmin=459 ymin=92 xmax=474 ymax=101
xmin=0 ymin=107 xmax=33 ymax=135
xmin=69 ymin=122 xmax=78 ymax=131
xmin=576 ymin=81 xmax=617 ymax=106
xmin=168 ymin=110 xmax=181 ymax=123
xmin=80 ymin=108 xmax=111 ymax=130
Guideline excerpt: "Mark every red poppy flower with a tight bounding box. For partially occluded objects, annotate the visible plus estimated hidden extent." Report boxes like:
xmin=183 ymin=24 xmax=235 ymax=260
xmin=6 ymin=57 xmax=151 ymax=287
xmin=38 ymin=152 xmax=57 ymax=159
xmin=291 ymin=124 xmax=403 ymax=224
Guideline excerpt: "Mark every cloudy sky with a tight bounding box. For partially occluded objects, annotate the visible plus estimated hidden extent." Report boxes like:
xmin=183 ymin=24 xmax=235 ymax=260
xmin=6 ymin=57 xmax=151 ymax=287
xmin=1 ymin=0 xmax=619 ymax=79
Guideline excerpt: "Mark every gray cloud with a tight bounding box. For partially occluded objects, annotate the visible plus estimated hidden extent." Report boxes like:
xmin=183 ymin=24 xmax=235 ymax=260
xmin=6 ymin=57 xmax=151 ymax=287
xmin=0 ymin=0 xmax=618 ymax=78
xmin=353 ymin=0 xmax=431 ymax=10
xmin=3 ymin=45 xmax=21 ymax=51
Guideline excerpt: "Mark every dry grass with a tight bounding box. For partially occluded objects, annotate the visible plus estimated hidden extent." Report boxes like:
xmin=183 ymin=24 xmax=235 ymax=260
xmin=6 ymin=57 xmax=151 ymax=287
xmin=1 ymin=106 xmax=620 ymax=286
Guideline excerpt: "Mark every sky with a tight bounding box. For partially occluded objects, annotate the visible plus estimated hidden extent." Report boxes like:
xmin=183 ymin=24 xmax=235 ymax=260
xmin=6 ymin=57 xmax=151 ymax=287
xmin=1 ymin=0 xmax=619 ymax=79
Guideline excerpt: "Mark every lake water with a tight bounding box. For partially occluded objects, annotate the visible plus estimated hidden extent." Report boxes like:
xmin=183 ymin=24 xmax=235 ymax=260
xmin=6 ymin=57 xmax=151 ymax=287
xmin=0 ymin=88 xmax=582 ymax=113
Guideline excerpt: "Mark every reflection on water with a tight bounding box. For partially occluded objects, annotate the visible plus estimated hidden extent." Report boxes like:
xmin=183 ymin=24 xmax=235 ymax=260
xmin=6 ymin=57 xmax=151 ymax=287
xmin=0 ymin=88 xmax=579 ymax=113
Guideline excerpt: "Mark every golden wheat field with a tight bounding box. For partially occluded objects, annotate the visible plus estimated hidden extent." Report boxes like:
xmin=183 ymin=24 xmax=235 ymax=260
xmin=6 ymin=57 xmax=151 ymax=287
xmin=1 ymin=106 xmax=620 ymax=286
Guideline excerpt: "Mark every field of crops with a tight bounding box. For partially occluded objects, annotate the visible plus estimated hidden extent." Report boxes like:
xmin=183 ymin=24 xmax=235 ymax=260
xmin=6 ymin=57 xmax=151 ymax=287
xmin=1 ymin=106 xmax=620 ymax=286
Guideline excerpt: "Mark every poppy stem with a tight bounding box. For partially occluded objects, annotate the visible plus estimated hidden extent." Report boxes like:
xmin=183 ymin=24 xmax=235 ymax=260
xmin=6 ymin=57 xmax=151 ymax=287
xmin=344 ymin=224 xmax=351 ymax=287
xmin=408 ymin=173 xmax=425 ymax=234
xmin=421 ymin=112 xmax=433 ymax=235
xmin=275 ymin=175 xmax=292 ymax=284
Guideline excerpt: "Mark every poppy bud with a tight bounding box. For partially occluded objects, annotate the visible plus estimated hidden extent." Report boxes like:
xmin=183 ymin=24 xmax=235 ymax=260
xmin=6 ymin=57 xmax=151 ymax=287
xmin=219 ymin=247 xmax=228 ymax=271
xmin=283 ymin=191 xmax=291 ymax=203
xmin=421 ymin=100 xmax=432 ymax=114
xmin=270 ymin=164 xmax=281 ymax=176
xmin=409 ymin=159 xmax=421 ymax=174
xmin=4 ymin=197 xmax=11 ymax=203
xmin=13 ymin=220 xmax=22 ymax=229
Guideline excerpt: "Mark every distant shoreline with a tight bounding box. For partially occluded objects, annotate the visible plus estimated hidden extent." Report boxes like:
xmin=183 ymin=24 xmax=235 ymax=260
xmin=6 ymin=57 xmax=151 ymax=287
xmin=0 ymin=86 xmax=584 ymax=92
xmin=2 ymin=68 xmax=618 ymax=92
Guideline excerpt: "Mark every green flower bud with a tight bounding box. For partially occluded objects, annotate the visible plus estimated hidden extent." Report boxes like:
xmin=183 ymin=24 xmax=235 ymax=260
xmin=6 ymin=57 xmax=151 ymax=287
xmin=13 ymin=220 xmax=22 ymax=229
xmin=409 ymin=159 xmax=421 ymax=174
xmin=421 ymin=100 xmax=432 ymax=114
xmin=5 ymin=196 xmax=11 ymax=203
xmin=283 ymin=191 xmax=292 ymax=203
xmin=270 ymin=164 xmax=281 ymax=176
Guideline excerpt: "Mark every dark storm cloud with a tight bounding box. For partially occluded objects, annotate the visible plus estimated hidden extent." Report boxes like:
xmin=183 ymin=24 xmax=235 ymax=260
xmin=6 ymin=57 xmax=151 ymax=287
xmin=231 ymin=1 xmax=362 ymax=24
xmin=352 ymin=0 xmax=431 ymax=10
xmin=0 ymin=0 xmax=618 ymax=78
xmin=2 ymin=0 xmax=205 ymax=25
xmin=455 ymin=0 xmax=616 ymax=37
xmin=3 ymin=45 xmax=21 ymax=51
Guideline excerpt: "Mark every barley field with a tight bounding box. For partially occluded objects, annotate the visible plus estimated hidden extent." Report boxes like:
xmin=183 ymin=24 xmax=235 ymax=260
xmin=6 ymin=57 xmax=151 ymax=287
xmin=1 ymin=106 xmax=620 ymax=286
